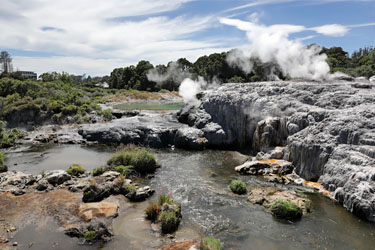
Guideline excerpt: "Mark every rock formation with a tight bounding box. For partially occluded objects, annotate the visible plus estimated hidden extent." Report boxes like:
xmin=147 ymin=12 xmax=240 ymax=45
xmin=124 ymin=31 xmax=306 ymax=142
xmin=177 ymin=80 xmax=375 ymax=221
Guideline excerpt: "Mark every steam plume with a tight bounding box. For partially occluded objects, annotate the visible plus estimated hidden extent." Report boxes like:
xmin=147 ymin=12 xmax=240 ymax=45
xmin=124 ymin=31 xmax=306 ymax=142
xmin=178 ymin=77 xmax=207 ymax=107
xmin=220 ymin=18 xmax=347 ymax=80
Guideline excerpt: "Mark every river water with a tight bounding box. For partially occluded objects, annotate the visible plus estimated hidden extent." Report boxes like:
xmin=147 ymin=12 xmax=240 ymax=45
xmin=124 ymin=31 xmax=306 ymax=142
xmin=6 ymin=145 xmax=375 ymax=250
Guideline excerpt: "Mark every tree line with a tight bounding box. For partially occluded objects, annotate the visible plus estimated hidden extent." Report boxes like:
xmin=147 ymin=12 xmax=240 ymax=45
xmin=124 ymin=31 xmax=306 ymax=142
xmin=1 ymin=46 xmax=374 ymax=92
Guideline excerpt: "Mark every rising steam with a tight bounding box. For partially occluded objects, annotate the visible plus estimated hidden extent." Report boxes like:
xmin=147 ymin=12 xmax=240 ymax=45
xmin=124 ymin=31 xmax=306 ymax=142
xmin=178 ymin=77 xmax=207 ymax=107
xmin=220 ymin=18 xmax=347 ymax=80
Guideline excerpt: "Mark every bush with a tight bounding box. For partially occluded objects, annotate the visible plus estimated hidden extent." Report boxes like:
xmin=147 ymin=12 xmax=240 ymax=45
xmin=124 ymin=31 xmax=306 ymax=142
xmin=66 ymin=164 xmax=85 ymax=176
xmin=201 ymin=236 xmax=222 ymax=250
xmin=92 ymin=167 xmax=104 ymax=176
xmin=101 ymin=109 xmax=113 ymax=121
xmin=159 ymin=211 xmax=181 ymax=234
xmin=107 ymin=147 xmax=158 ymax=174
xmin=145 ymin=201 xmax=161 ymax=221
xmin=84 ymin=230 xmax=96 ymax=242
xmin=229 ymin=180 xmax=247 ymax=195
xmin=270 ymin=200 xmax=302 ymax=220
xmin=62 ymin=104 xmax=78 ymax=115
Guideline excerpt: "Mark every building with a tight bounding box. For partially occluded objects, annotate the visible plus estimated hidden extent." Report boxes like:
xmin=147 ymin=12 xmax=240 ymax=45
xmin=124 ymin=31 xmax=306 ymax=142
xmin=17 ymin=71 xmax=37 ymax=80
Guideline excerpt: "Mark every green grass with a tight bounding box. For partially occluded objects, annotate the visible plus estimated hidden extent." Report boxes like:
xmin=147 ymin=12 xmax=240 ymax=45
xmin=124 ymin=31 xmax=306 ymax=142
xmin=229 ymin=180 xmax=247 ymax=195
xmin=114 ymin=102 xmax=184 ymax=111
xmin=270 ymin=200 xmax=303 ymax=220
xmin=114 ymin=165 xmax=133 ymax=176
xmin=145 ymin=201 xmax=161 ymax=222
xmin=200 ymin=236 xmax=222 ymax=250
xmin=107 ymin=147 xmax=158 ymax=175
xmin=66 ymin=164 xmax=86 ymax=176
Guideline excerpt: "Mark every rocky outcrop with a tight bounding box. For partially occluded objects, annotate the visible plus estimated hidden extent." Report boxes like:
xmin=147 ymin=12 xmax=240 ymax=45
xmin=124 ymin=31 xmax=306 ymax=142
xmin=178 ymin=80 xmax=375 ymax=221
xmin=78 ymin=111 xmax=209 ymax=150
xmin=248 ymin=186 xmax=312 ymax=215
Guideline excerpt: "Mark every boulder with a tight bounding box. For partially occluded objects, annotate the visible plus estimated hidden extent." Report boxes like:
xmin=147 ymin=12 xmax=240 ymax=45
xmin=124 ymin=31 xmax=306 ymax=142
xmin=174 ymin=127 xmax=206 ymax=150
xmin=44 ymin=170 xmax=71 ymax=185
xmin=78 ymin=201 xmax=119 ymax=221
xmin=125 ymin=185 xmax=155 ymax=202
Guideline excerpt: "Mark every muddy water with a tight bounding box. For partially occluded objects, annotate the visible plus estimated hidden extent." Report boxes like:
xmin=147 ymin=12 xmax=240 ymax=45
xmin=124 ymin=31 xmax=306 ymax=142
xmin=7 ymin=146 xmax=375 ymax=250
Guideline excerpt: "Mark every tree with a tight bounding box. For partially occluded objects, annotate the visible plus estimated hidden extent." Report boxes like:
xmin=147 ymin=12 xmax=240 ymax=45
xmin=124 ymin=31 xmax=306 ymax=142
xmin=0 ymin=51 xmax=13 ymax=74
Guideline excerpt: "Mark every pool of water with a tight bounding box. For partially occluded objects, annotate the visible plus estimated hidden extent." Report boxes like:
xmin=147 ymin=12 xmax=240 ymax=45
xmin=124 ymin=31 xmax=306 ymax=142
xmin=5 ymin=144 xmax=113 ymax=175
xmin=7 ymin=146 xmax=375 ymax=250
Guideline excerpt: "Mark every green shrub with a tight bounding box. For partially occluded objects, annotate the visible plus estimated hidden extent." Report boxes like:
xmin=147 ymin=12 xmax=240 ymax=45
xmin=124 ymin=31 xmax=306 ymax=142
xmin=114 ymin=165 xmax=133 ymax=176
xmin=47 ymin=100 xmax=65 ymax=114
xmin=107 ymin=147 xmax=158 ymax=174
xmin=270 ymin=200 xmax=302 ymax=220
xmin=229 ymin=180 xmax=247 ymax=195
xmin=145 ymin=201 xmax=161 ymax=221
xmin=101 ymin=109 xmax=113 ymax=121
xmin=84 ymin=230 xmax=96 ymax=242
xmin=62 ymin=104 xmax=78 ymax=115
xmin=92 ymin=167 xmax=104 ymax=176
xmin=66 ymin=164 xmax=85 ymax=176
xmin=200 ymin=236 xmax=222 ymax=250
xmin=159 ymin=211 xmax=181 ymax=234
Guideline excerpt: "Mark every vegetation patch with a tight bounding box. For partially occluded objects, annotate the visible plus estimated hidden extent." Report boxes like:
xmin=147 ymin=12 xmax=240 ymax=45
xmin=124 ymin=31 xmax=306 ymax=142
xmin=200 ymin=236 xmax=222 ymax=250
xmin=114 ymin=165 xmax=133 ymax=177
xmin=270 ymin=200 xmax=303 ymax=220
xmin=145 ymin=201 xmax=161 ymax=222
xmin=160 ymin=211 xmax=181 ymax=234
xmin=84 ymin=230 xmax=96 ymax=242
xmin=66 ymin=164 xmax=86 ymax=176
xmin=92 ymin=167 xmax=104 ymax=176
xmin=145 ymin=194 xmax=182 ymax=234
xmin=107 ymin=146 xmax=158 ymax=175
xmin=229 ymin=180 xmax=247 ymax=195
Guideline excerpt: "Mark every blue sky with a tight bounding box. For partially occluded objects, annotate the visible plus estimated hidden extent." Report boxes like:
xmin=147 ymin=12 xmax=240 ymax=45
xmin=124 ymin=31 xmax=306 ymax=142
xmin=0 ymin=0 xmax=374 ymax=76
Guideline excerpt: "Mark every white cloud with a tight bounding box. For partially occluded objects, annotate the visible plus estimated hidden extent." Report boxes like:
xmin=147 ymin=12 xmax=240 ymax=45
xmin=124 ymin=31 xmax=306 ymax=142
xmin=310 ymin=24 xmax=349 ymax=37
xmin=0 ymin=0 xmax=228 ymax=75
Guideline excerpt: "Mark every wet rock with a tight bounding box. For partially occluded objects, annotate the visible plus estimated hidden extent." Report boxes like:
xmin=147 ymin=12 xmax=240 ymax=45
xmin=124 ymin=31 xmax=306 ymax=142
xmin=101 ymin=171 xmax=120 ymax=181
xmin=0 ymin=165 xmax=8 ymax=173
xmin=44 ymin=170 xmax=71 ymax=186
xmin=248 ymin=186 xmax=311 ymax=214
xmin=78 ymin=201 xmax=118 ymax=221
xmin=125 ymin=185 xmax=155 ymax=202
xmin=36 ymin=179 xmax=49 ymax=191
xmin=269 ymin=146 xmax=284 ymax=159
xmin=82 ymin=176 xmax=131 ymax=202
xmin=235 ymin=159 xmax=294 ymax=176
xmin=0 ymin=171 xmax=34 ymax=189
xmin=10 ymin=188 xmax=25 ymax=196
xmin=174 ymin=127 xmax=206 ymax=150
xmin=158 ymin=240 xmax=199 ymax=250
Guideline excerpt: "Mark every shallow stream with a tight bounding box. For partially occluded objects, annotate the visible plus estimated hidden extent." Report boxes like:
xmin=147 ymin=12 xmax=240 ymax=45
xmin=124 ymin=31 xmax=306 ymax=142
xmin=6 ymin=145 xmax=375 ymax=250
